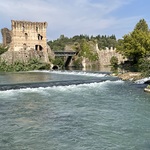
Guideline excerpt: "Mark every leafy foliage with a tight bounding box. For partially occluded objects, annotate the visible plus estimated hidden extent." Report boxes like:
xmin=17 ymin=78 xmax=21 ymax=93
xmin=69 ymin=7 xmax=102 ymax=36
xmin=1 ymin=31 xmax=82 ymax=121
xmin=117 ymin=19 xmax=150 ymax=65
xmin=0 ymin=45 xmax=8 ymax=55
xmin=47 ymin=34 xmax=117 ymax=51
xmin=134 ymin=19 xmax=149 ymax=32
xmin=139 ymin=57 xmax=150 ymax=77
xmin=78 ymin=40 xmax=98 ymax=61
xmin=52 ymin=57 xmax=64 ymax=66
xmin=0 ymin=58 xmax=50 ymax=72
xmin=48 ymin=35 xmax=69 ymax=51
xmin=73 ymin=58 xmax=82 ymax=68
xmin=110 ymin=56 xmax=118 ymax=67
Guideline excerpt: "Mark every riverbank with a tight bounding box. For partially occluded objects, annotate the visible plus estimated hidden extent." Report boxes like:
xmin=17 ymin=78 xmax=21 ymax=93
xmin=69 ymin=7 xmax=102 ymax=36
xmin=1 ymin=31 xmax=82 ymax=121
xmin=111 ymin=72 xmax=143 ymax=81
xmin=113 ymin=72 xmax=150 ymax=93
xmin=117 ymin=72 xmax=142 ymax=81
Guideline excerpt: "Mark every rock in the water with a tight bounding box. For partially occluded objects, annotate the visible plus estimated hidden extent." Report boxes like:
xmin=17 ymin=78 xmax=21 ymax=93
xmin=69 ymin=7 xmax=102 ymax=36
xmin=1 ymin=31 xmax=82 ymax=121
xmin=144 ymin=80 xmax=150 ymax=84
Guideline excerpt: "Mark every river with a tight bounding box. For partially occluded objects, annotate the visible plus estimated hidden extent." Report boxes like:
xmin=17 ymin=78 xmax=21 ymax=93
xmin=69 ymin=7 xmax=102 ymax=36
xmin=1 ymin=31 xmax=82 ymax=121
xmin=0 ymin=70 xmax=150 ymax=150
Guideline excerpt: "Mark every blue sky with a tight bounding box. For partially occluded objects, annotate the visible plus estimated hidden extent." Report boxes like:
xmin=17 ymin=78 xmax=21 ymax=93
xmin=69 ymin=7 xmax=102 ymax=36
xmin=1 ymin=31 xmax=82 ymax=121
xmin=0 ymin=0 xmax=149 ymax=42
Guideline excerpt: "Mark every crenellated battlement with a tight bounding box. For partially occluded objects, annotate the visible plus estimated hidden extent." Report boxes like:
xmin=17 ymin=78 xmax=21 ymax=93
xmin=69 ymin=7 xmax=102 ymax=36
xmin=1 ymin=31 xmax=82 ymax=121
xmin=11 ymin=20 xmax=47 ymax=31
xmin=95 ymin=44 xmax=126 ymax=66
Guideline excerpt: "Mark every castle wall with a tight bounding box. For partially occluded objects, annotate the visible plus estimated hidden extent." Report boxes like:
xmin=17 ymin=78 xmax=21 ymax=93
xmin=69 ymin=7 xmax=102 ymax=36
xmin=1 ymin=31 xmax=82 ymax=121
xmin=81 ymin=44 xmax=126 ymax=70
xmin=1 ymin=28 xmax=11 ymax=46
xmin=98 ymin=49 xmax=126 ymax=66
xmin=0 ymin=49 xmax=43 ymax=64
xmin=96 ymin=44 xmax=126 ymax=66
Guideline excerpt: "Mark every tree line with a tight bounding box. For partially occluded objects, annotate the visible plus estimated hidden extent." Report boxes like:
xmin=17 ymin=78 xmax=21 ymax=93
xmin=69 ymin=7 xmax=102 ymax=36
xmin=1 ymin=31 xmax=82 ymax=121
xmin=47 ymin=34 xmax=117 ymax=51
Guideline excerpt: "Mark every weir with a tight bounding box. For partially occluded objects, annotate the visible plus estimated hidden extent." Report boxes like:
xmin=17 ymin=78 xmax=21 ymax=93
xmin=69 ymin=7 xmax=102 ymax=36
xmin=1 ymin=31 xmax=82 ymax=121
xmin=0 ymin=78 xmax=118 ymax=91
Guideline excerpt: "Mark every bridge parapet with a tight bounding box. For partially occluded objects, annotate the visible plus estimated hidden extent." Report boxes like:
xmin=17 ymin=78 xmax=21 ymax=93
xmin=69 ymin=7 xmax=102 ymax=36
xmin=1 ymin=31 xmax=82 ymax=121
xmin=54 ymin=51 xmax=76 ymax=56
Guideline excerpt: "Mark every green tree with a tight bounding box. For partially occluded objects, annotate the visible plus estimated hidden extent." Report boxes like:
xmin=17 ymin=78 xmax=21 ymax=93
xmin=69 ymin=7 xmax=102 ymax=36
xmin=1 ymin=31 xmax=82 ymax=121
xmin=52 ymin=57 xmax=64 ymax=66
xmin=79 ymin=40 xmax=98 ymax=61
xmin=117 ymin=19 xmax=150 ymax=64
xmin=110 ymin=56 xmax=118 ymax=67
xmin=139 ymin=57 xmax=150 ymax=77
xmin=0 ymin=46 xmax=8 ymax=55
xmin=134 ymin=19 xmax=149 ymax=32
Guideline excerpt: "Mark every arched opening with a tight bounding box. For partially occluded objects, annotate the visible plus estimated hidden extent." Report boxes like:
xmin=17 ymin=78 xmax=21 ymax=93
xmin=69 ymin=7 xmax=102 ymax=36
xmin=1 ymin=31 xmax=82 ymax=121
xmin=35 ymin=45 xmax=43 ymax=51
xmin=22 ymin=25 xmax=25 ymax=32
xmin=38 ymin=34 xmax=43 ymax=40
xmin=52 ymin=65 xmax=59 ymax=70
xmin=39 ymin=45 xmax=43 ymax=51
xmin=23 ymin=43 xmax=27 ymax=50
xmin=25 ymin=33 xmax=28 ymax=40
xmin=36 ymin=27 xmax=38 ymax=32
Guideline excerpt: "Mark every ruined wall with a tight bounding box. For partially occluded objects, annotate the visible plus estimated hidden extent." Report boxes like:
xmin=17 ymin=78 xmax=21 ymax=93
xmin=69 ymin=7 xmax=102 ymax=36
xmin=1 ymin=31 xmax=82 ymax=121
xmin=1 ymin=28 xmax=11 ymax=46
xmin=81 ymin=44 xmax=126 ymax=70
xmin=0 ymin=49 xmax=44 ymax=64
xmin=96 ymin=44 xmax=126 ymax=66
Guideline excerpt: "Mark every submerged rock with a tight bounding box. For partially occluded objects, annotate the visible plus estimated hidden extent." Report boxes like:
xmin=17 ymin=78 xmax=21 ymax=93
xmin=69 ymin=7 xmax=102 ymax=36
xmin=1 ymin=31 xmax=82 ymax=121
xmin=144 ymin=80 xmax=150 ymax=84
xmin=144 ymin=87 xmax=150 ymax=93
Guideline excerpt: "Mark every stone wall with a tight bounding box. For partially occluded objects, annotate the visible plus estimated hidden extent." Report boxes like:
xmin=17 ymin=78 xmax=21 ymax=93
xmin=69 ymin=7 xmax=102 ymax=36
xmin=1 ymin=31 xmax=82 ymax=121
xmin=1 ymin=28 xmax=11 ymax=46
xmin=96 ymin=44 xmax=126 ymax=66
xmin=1 ymin=49 xmax=41 ymax=64
xmin=0 ymin=44 xmax=53 ymax=64
xmin=81 ymin=44 xmax=126 ymax=70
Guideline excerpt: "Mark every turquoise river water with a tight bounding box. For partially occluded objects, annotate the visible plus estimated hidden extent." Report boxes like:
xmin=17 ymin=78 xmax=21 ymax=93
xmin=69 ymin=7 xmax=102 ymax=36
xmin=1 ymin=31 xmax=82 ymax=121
xmin=0 ymin=70 xmax=150 ymax=150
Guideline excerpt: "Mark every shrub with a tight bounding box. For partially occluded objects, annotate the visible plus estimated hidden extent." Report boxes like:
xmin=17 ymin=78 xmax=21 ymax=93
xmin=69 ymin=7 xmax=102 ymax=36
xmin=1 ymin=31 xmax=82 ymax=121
xmin=139 ymin=57 xmax=150 ymax=77
xmin=110 ymin=56 xmax=118 ymax=67
xmin=0 ymin=46 xmax=8 ymax=55
xmin=0 ymin=58 xmax=50 ymax=72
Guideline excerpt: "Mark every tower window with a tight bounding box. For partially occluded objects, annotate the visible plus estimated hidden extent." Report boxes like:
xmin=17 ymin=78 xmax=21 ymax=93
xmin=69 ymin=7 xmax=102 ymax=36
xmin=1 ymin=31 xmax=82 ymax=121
xmin=35 ymin=45 xmax=43 ymax=51
xmin=23 ymin=43 xmax=27 ymax=50
xmin=36 ymin=27 xmax=38 ymax=32
xmin=38 ymin=34 xmax=43 ymax=40
xmin=25 ymin=33 xmax=28 ymax=40
xmin=22 ymin=25 xmax=25 ymax=32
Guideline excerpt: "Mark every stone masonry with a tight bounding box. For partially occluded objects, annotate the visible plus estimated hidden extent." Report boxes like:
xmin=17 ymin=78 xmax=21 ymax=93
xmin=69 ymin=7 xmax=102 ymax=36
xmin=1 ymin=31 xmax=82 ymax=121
xmin=1 ymin=20 xmax=52 ymax=64
xmin=95 ymin=44 xmax=126 ymax=66
xmin=1 ymin=28 xmax=11 ymax=46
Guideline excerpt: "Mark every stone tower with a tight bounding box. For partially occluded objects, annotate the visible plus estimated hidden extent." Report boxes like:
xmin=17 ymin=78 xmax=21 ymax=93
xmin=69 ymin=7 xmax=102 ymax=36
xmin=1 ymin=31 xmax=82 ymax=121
xmin=11 ymin=20 xmax=47 ymax=52
xmin=1 ymin=20 xmax=51 ymax=63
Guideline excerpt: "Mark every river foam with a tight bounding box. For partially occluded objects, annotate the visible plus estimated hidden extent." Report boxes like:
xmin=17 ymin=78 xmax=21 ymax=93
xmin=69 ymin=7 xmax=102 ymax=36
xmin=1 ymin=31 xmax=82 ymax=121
xmin=30 ymin=70 xmax=108 ymax=77
xmin=0 ymin=80 xmax=124 ymax=97
xmin=135 ymin=77 xmax=150 ymax=84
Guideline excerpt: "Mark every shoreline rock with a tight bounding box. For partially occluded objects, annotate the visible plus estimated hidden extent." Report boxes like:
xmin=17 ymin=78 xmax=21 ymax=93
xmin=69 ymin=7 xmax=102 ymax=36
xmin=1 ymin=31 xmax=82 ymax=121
xmin=114 ymin=72 xmax=150 ymax=93
xmin=117 ymin=72 xmax=142 ymax=81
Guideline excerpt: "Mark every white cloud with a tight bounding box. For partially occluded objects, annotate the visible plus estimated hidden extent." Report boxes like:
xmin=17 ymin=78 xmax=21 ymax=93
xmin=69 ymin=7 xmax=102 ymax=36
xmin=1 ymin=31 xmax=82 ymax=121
xmin=0 ymin=0 xmax=138 ymax=42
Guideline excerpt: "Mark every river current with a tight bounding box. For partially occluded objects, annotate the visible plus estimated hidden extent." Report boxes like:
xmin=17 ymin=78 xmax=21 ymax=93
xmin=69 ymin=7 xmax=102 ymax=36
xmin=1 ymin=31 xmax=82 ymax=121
xmin=0 ymin=70 xmax=150 ymax=150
